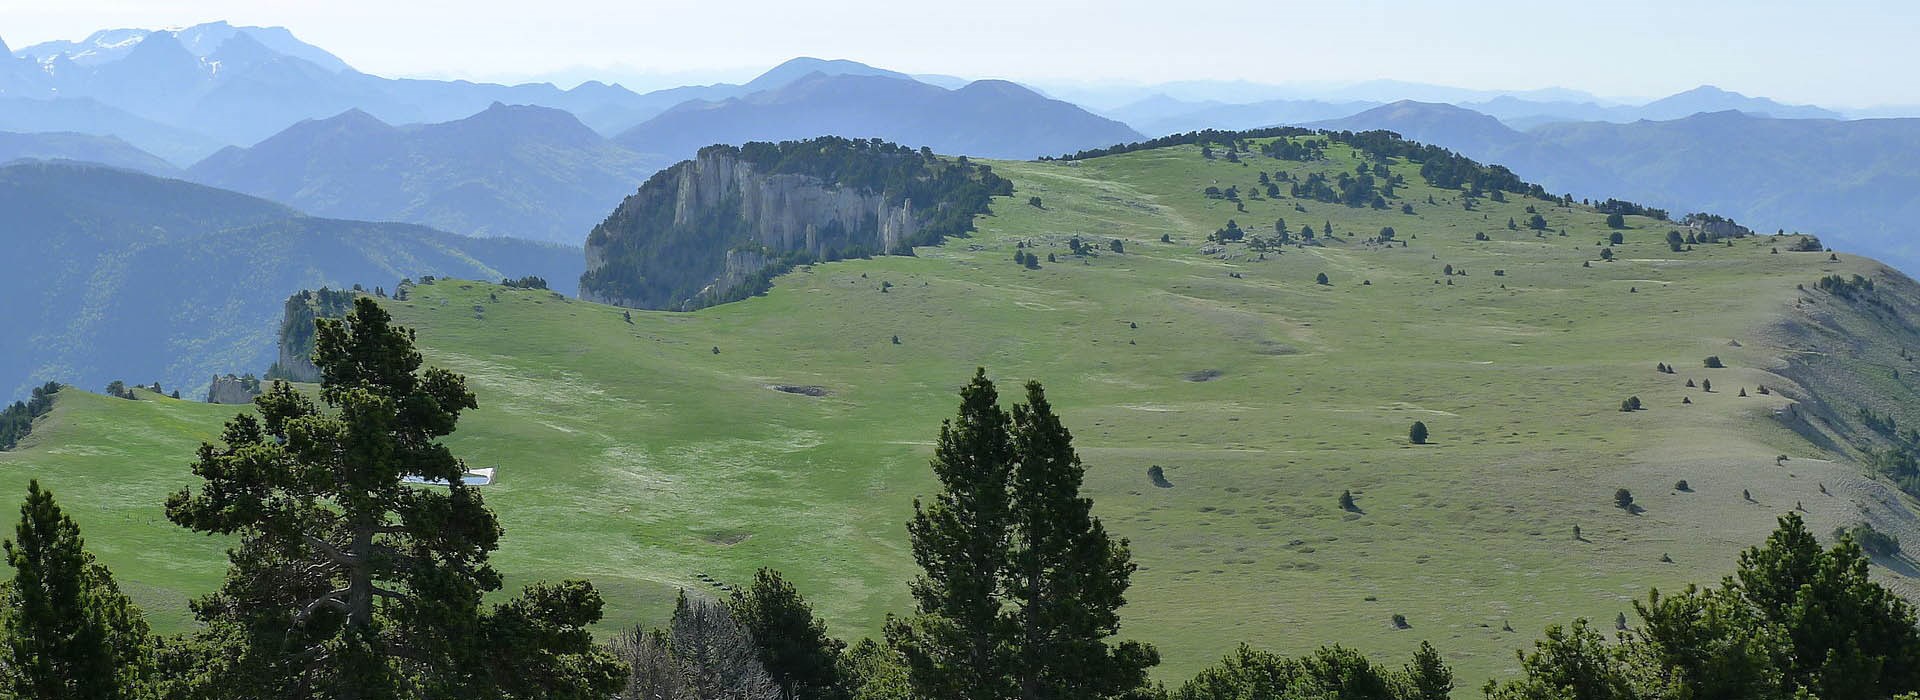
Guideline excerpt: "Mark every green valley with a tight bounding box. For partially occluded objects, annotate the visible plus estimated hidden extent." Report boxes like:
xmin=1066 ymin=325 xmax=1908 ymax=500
xmin=6 ymin=134 xmax=1917 ymax=688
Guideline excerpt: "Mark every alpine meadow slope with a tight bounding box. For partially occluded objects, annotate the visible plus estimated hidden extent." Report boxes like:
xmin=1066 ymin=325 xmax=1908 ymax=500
xmin=7 ymin=133 xmax=1920 ymax=689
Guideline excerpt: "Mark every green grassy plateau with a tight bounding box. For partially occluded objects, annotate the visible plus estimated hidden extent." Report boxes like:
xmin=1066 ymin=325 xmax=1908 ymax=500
xmin=6 ymin=139 xmax=1917 ymax=686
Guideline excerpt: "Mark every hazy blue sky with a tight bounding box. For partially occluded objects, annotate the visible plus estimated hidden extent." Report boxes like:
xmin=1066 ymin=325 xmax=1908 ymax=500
xmin=2 ymin=0 xmax=1914 ymax=106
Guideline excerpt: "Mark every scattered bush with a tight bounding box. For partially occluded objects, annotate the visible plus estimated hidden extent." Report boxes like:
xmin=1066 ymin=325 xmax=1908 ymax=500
xmin=1835 ymin=523 xmax=1900 ymax=557
xmin=1339 ymin=490 xmax=1357 ymax=511
xmin=1704 ymin=356 xmax=1725 ymax=368
xmin=1148 ymin=465 xmax=1173 ymax=488
xmin=1614 ymin=488 xmax=1636 ymax=511
xmin=1675 ymin=480 xmax=1690 ymax=492
xmin=1315 ymin=272 xmax=1330 ymax=285
xmin=1409 ymin=421 xmax=1429 ymax=444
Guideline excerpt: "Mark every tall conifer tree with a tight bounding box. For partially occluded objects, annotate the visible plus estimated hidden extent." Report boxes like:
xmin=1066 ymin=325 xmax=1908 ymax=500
xmin=890 ymin=368 xmax=1016 ymax=700
xmin=166 ymin=297 xmax=622 ymax=699
xmin=0 ymin=480 xmax=151 ymax=700
xmin=1008 ymin=382 xmax=1158 ymax=699
xmin=730 ymin=568 xmax=848 ymax=700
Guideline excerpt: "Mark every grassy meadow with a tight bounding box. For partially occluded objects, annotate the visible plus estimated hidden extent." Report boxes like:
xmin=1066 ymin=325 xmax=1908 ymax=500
xmin=1 ymin=138 xmax=1901 ymax=685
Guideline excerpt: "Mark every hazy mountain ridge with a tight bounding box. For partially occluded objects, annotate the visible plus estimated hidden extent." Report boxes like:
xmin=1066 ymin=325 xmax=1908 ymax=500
xmin=186 ymin=103 xmax=657 ymax=244
xmin=0 ymin=132 xmax=179 ymax=175
xmin=617 ymin=72 xmax=1143 ymax=162
xmin=1108 ymin=84 xmax=1860 ymax=139
xmin=0 ymin=160 xmax=581 ymax=400
xmin=1309 ymin=102 xmax=1920 ymax=272
xmin=3 ymin=27 xmax=1031 ymax=161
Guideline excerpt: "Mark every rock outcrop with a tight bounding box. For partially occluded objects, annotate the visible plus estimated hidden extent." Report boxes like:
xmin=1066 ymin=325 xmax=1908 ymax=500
xmin=265 ymin=288 xmax=355 ymax=383
xmin=580 ymin=137 xmax=1010 ymax=310
xmin=205 ymin=374 xmax=262 ymax=404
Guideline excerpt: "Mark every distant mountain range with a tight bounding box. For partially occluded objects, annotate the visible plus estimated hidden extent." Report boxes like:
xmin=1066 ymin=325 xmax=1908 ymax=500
xmin=175 ymin=77 xmax=1137 ymax=243
xmin=1 ymin=22 xmax=1140 ymax=167
xmin=0 ymin=160 xmax=581 ymax=400
xmin=1103 ymin=85 xmax=1851 ymax=138
xmin=6 ymin=19 xmax=1920 ymax=280
xmin=187 ymin=103 xmax=655 ymax=244
xmin=1307 ymin=102 xmax=1920 ymax=271
xmin=0 ymin=131 xmax=178 ymax=175
xmin=616 ymin=73 xmax=1141 ymax=162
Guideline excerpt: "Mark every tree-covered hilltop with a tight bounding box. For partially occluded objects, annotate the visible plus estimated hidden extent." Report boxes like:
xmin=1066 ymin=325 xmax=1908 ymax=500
xmin=0 ymin=383 xmax=60 ymax=451
xmin=580 ymin=136 xmax=1013 ymax=310
xmin=1050 ymin=126 xmax=1550 ymax=200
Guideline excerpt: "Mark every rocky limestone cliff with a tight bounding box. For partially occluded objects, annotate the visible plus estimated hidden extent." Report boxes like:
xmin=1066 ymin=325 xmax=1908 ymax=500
xmin=205 ymin=374 xmax=262 ymax=404
xmin=271 ymin=336 xmax=322 ymax=383
xmin=671 ymin=148 xmax=922 ymax=256
xmin=579 ymin=137 xmax=1009 ymax=310
xmin=264 ymin=288 xmax=355 ymax=383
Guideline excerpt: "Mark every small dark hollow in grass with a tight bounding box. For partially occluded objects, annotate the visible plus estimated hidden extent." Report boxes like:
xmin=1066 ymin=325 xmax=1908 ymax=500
xmin=1254 ymin=341 xmax=1299 ymax=356
xmin=1184 ymin=369 xmax=1224 ymax=382
xmin=771 ymin=385 xmax=831 ymax=397
xmin=703 ymin=530 xmax=753 ymax=546
xmin=1147 ymin=465 xmax=1174 ymax=488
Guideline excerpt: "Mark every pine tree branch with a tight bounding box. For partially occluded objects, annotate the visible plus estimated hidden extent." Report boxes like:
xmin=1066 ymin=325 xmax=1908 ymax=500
xmin=302 ymin=533 xmax=359 ymax=565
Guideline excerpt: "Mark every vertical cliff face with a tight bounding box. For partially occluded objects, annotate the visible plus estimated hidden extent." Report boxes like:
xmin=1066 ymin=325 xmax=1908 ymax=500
xmin=579 ymin=137 xmax=1011 ymax=310
xmin=669 ymin=148 xmax=922 ymax=256
xmin=204 ymin=374 xmax=262 ymax=404
xmin=264 ymin=288 xmax=355 ymax=383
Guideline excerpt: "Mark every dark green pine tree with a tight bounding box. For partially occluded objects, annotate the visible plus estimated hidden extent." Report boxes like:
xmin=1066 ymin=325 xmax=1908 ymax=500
xmin=0 ymin=480 xmax=151 ymax=700
xmin=890 ymin=368 xmax=1017 ymax=700
xmin=165 ymin=297 xmax=623 ymax=699
xmin=730 ymin=568 xmax=849 ymax=700
xmin=1629 ymin=585 xmax=1785 ymax=700
xmin=1008 ymin=381 xmax=1158 ymax=699
xmin=1733 ymin=512 xmax=1920 ymax=698
xmin=1403 ymin=641 xmax=1452 ymax=700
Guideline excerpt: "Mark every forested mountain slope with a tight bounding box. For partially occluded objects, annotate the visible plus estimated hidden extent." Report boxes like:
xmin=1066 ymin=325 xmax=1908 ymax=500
xmin=186 ymin=103 xmax=655 ymax=244
xmin=0 ymin=161 xmax=580 ymax=400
